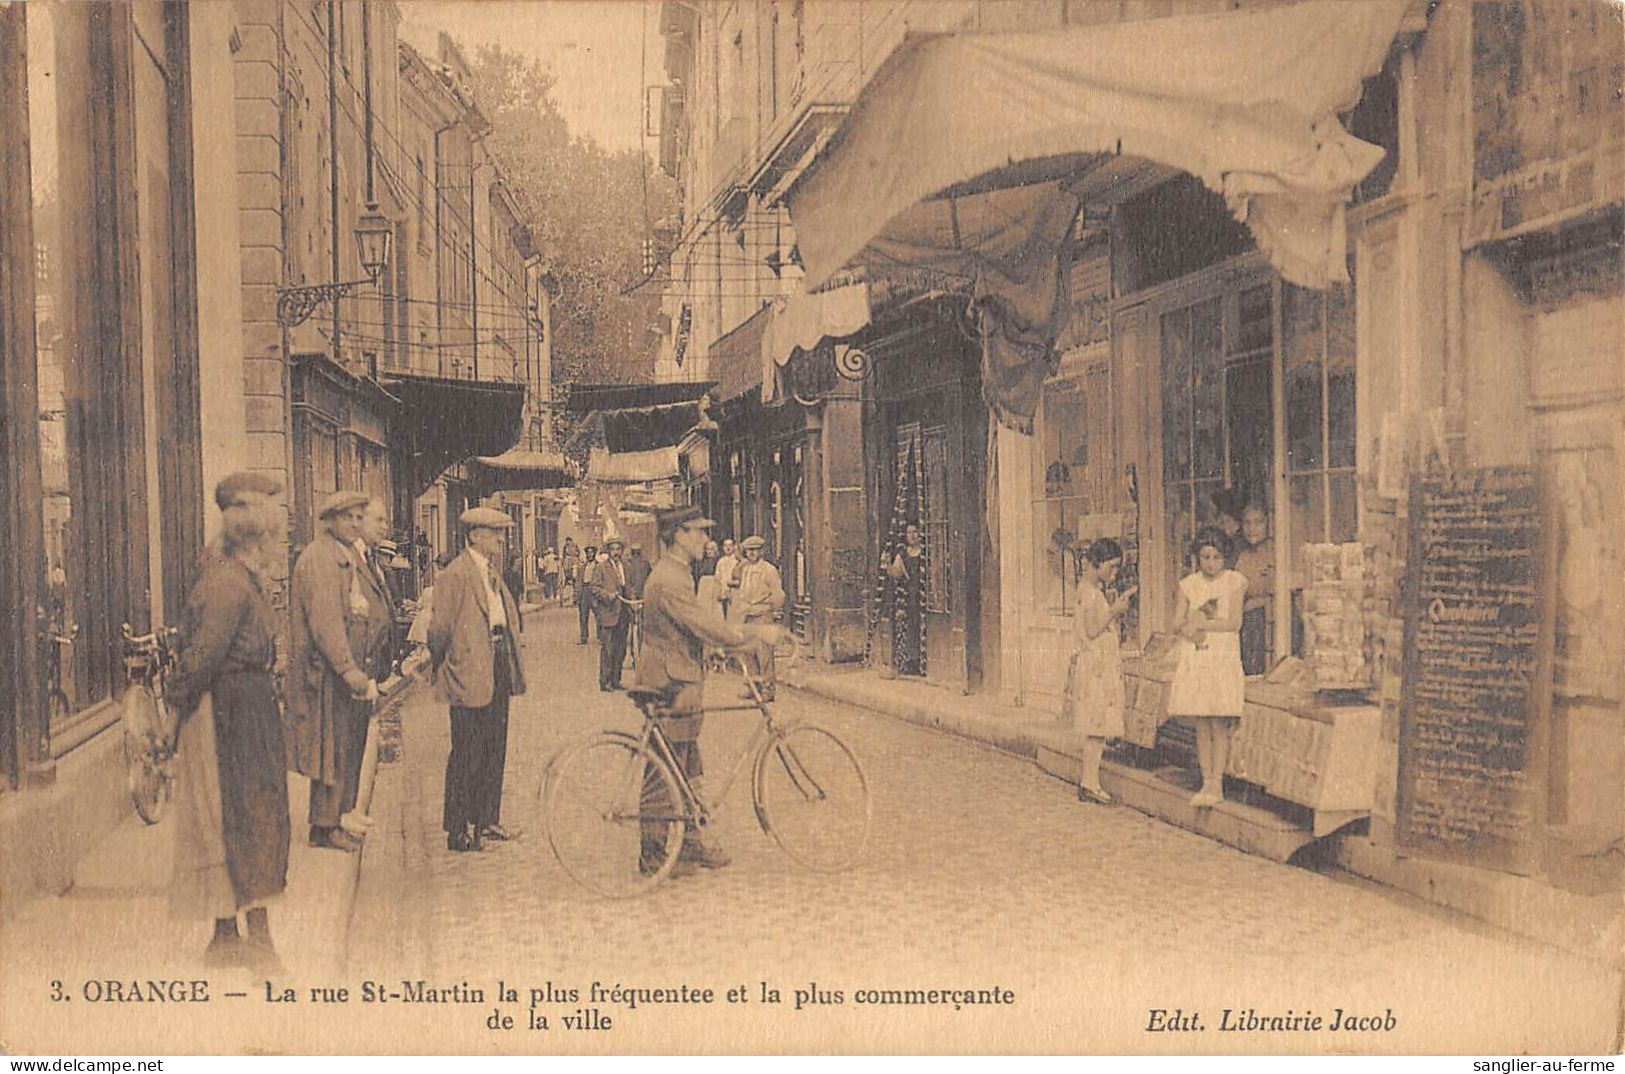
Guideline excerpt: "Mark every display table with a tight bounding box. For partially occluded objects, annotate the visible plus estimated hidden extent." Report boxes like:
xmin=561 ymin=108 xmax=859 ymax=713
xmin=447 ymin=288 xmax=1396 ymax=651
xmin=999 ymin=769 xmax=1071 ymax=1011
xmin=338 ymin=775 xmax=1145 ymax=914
xmin=1120 ymin=639 xmax=1381 ymax=837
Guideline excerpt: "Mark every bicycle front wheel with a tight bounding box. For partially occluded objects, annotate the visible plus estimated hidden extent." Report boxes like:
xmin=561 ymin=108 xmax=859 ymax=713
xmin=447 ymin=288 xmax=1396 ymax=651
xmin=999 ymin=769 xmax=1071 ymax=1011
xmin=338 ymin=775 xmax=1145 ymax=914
xmin=754 ymin=723 xmax=871 ymax=873
xmin=121 ymin=687 xmax=167 ymax=825
xmin=544 ymin=735 xmax=684 ymax=898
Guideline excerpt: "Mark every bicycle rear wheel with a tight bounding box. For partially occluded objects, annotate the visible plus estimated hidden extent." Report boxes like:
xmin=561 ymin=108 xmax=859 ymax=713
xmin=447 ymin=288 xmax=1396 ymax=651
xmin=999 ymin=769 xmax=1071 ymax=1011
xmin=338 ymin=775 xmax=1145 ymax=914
xmin=753 ymin=723 xmax=871 ymax=872
xmin=544 ymin=735 xmax=684 ymax=898
xmin=121 ymin=687 xmax=167 ymax=825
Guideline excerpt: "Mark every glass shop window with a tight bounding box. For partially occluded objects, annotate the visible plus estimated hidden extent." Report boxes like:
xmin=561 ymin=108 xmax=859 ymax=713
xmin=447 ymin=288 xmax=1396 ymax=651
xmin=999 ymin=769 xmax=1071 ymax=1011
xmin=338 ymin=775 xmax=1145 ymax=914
xmin=1032 ymin=362 xmax=1114 ymax=617
xmin=28 ymin=4 xmax=88 ymax=723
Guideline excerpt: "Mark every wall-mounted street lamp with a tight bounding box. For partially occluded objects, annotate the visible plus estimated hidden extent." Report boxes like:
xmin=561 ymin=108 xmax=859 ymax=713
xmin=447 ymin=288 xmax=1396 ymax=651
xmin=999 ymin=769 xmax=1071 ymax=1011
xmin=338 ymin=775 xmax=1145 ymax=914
xmin=275 ymin=203 xmax=395 ymax=327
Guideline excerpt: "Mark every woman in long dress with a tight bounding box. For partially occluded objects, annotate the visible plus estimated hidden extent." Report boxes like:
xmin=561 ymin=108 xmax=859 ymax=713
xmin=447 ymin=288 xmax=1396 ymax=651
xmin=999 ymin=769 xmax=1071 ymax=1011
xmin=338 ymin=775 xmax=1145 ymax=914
xmin=1066 ymin=538 xmax=1137 ymax=804
xmin=166 ymin=472 xmax=291 ymax=972
xmin=1166 ymin=525 xmax=1248 ymax=808
xmin=887 ymin=522 xmax=926 ymax=677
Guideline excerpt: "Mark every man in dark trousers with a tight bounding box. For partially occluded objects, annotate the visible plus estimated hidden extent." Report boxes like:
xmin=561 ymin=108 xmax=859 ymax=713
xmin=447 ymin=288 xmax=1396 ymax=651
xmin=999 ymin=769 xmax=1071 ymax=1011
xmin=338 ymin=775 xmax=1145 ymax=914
xmin=636 ymin=506 xmax=781 ymax=875
xmin=577 ymin=544 xmax=599 ymax=644
xmin=590 ymin=537 xmax=631 ymax=691
xmin=428 ymin=506 xmax=527 ymax=852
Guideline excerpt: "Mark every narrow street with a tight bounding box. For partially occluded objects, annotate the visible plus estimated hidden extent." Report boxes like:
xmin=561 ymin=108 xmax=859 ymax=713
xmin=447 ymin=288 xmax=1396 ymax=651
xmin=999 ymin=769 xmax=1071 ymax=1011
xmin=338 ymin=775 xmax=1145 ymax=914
xmin=349 ymin=603 xmax=1622 ymax=1053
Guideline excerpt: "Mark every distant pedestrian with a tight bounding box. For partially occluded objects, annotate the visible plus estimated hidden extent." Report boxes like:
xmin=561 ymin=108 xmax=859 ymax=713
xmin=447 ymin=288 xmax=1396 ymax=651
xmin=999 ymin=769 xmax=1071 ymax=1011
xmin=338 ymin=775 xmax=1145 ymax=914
xmin=1066 ymin=538 xmax=1136 ymax=805
xmin=540 ymin=547 xmax=560 ymax=603
xmin=561 ymin=538 xmax=581 ymax=603
xmin=577 ymin=545 xmax=599 ymax=644
xmin=429 ymin=507 xmax=527 ymax=852
xmin=1168 ymin=526 xmax=1247 ymax=809
xmin=167 ymin=471 xmax=290 ymax=973
xmin=590 ymin=537 xmax=631 ymax=691
xmin=734 ymin=536 xmax=785 ymax=700
xmin=713 ymin=537 xmax=739 ymax=619
xmin=287 ymin=491 xmax=380 ymax=855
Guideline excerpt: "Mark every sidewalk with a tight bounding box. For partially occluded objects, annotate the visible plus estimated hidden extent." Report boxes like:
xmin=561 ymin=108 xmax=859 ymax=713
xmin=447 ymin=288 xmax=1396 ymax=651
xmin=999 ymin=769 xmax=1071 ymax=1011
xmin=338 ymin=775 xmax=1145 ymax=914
xmin=785 ymin=660 xmax=1624 ymax=965
xmin=0 ymin=680 xmax=418 ymax=987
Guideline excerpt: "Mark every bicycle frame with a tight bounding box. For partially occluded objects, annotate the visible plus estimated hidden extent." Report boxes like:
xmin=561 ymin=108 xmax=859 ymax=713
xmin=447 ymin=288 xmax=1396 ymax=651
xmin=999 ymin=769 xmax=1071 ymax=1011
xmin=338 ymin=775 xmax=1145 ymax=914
xmin=624 ymin=650 xmax=790 ymax=828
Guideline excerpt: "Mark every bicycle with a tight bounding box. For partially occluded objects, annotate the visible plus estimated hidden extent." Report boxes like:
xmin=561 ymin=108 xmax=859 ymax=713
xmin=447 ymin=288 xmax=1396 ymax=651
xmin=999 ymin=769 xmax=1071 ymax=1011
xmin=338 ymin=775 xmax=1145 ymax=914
xmin=42 ymin=619 xmax=79 ymax=727
xmin=121 ymin=622 xmax=180 ymax=825
xmin=543 ymin=636 xmax=871 ymax=897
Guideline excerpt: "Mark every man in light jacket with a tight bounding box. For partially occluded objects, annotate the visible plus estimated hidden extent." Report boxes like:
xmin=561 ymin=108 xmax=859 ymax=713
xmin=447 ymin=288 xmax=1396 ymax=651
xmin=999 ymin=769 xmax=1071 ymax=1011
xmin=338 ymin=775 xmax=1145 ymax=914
xmin=428 ymin=507 xmax=527 ymax=853
xmin=734 ymin=535 xmax=785 ymax=700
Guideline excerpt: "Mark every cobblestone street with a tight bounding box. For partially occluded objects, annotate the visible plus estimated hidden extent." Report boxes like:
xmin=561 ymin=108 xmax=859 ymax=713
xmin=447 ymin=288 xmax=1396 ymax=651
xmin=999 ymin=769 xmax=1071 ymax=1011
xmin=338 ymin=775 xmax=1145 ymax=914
xmin=349 ymin=605 xmax=1622 ymax=1053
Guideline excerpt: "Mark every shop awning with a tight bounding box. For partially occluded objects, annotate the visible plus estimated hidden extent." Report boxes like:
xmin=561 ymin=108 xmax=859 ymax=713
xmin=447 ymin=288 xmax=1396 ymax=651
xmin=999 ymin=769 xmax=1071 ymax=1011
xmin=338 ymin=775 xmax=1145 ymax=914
xmin=585 ymin=445 xmax=681 ymax=485
xmin=709 ymin=304 xmax=774 ymax=403
xmin=759 ymin=282 xmax=872 ymax=400
xmin=788 ymin=0 xmax=1408 ymax=293
xmin=468 ymin=447 xmax=577 ymax=493
xmin=382 ymin=371 xmax=526 ymax=499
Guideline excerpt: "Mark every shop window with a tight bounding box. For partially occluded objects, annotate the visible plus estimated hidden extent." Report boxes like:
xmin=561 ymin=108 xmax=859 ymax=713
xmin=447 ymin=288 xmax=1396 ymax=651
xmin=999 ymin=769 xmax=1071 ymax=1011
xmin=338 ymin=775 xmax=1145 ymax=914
xmin=1032 ymin=363 xmax=1114 ymax=616
xmin=1284 ymin=281 xmax=1359 ymax=553
xmin=28 ymin=5 xmax=86 ymax=723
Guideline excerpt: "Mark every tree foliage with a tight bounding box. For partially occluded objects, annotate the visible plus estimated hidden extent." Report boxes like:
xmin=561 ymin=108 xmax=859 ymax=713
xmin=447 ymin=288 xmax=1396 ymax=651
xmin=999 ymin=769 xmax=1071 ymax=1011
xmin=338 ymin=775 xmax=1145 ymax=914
xmin=466 ymin=44 xmax=676 ymax=395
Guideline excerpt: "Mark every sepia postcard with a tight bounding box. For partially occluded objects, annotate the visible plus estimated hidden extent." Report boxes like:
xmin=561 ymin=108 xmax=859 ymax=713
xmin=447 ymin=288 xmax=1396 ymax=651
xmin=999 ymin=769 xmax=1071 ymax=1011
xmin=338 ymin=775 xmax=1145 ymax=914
xmin=2 ymin=0 xmax=1623 ymax=1057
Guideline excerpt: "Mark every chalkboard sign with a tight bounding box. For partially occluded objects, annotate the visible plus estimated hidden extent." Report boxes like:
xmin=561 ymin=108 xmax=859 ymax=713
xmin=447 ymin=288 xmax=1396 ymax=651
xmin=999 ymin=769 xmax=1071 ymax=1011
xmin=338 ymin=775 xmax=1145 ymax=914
xmin=1396 ymin=466 xmax=1544 ymax=873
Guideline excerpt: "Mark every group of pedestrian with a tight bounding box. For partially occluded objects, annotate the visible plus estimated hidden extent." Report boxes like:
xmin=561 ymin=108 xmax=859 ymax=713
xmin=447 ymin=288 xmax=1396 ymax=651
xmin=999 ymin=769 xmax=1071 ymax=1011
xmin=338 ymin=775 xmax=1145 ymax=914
xmin=691 ymin=534 xmax=784 ymax=699
xmin=1064 ymin=486 xmax=1275 ymax=811
xmin=166 ymin=478 xmax=403 ymax=973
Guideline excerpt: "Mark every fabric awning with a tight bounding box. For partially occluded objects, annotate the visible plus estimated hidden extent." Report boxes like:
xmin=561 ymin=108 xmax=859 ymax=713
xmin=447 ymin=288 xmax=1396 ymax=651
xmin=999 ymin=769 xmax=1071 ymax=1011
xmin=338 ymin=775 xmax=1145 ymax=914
xmin=586 ymin=445 xmax=681 ymax=485
xmin=708 ymin=304 xmax=774 ymax=403
xmin=382 ymin=371 xmax=526 ymax=500
xmin=788 ymin=0 xmax=1407 ymax=292
xmin=468 ymin=447 xmax=577 ymax=492
xmin=759 ymin=282 xmax=872 ymax=401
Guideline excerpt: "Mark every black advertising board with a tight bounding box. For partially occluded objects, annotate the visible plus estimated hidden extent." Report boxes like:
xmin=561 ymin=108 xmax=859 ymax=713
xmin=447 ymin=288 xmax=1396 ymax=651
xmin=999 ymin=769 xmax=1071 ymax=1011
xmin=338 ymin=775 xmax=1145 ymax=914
xmin=1396 ymin=466 xmax=1544 ymax=873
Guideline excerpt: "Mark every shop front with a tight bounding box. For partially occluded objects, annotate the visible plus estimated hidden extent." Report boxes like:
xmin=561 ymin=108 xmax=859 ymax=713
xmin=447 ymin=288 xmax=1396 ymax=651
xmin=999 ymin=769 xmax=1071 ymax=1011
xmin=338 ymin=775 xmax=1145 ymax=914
xmin=860 ymin=309 xmax=992 ymax=690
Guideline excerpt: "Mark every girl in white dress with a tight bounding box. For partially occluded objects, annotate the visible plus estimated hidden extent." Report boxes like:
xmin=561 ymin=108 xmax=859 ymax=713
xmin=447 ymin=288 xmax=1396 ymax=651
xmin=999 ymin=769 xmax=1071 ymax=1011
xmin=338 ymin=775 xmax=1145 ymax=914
xmin=1067 ymin=538 xmax=1138 ymax=804
xmin=1167 ymin=526 xmax=1248 ymax=808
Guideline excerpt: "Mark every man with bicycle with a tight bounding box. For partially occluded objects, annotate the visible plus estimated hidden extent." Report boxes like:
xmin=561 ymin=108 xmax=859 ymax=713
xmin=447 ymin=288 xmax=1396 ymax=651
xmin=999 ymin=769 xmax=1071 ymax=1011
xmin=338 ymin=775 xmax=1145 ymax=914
xmin=637 ymin=505 xmax=781 ymax=876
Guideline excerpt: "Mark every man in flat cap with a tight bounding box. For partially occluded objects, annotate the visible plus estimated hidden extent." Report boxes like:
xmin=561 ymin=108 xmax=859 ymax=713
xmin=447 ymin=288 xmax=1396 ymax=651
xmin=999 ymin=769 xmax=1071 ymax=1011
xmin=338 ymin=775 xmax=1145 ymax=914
xmin=636 ymin=505 xmax=782 ymax=874
xmin=734 ymin=535 xmax=786 ymax=701
xmin=589 ymin=536 xmax=631 ymax=692
xmin=428 ymin=506 xmax=527 ymax=852
xmin=287 ymin=490 xmax=380 ymax=853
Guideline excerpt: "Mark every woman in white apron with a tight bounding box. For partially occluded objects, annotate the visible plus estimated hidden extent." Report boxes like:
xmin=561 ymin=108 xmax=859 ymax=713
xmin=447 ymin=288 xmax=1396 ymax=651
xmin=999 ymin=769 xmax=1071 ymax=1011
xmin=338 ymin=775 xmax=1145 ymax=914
xmin=1166 ymin=526 xmax=1248 ymax=808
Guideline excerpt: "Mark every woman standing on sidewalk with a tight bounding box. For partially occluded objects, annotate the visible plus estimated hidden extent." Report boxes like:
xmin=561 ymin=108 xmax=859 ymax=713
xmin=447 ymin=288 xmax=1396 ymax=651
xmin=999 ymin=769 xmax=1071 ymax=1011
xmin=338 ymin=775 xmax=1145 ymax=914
xmin=166 ymin=472 xmax=291 ymax=974
xmin=1065 ymin=538 xmax=1136 ymax=804
xmin=1167 ymin=525 xmax=1248 ymax=809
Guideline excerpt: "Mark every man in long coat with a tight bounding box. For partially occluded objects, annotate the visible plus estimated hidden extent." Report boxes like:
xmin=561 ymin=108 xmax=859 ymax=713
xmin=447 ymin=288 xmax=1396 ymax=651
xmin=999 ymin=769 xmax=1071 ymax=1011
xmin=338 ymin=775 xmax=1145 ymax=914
xmin=590 ymin=536 xmax=630 ymax=691
xmin=287 ymin=491 xmax=382 ymax=853
xmin=428 ymin=506 xmax=527 ymax=852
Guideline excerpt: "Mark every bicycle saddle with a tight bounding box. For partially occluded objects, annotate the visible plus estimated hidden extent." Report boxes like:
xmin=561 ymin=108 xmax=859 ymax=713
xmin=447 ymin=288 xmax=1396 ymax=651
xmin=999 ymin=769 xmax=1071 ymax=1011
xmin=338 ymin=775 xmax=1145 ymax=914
xmin=625 ymin=687 xmax=669 ymax=711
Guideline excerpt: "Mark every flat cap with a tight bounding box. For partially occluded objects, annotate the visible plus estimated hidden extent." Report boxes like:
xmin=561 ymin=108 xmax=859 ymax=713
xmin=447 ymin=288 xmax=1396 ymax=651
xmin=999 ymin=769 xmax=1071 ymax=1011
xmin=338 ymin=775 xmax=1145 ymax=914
xmin=318 ymin=490 xmax=370 ymax=520
xmin=739 ymin=535 xmax=767 ymax=551
xmin=656 ymin=504 xmax=715 ymax=531
xmin=459 ymin=506 xmax=513 ymax=530
xmin=214 ymin=471 xmax=282 ymax=510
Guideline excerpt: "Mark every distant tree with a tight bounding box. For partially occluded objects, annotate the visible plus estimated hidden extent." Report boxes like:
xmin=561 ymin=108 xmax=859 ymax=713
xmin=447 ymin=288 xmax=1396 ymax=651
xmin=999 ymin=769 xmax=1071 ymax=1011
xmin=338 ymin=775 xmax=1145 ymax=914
xmin=466 ymin=44 xmax=676 ymax=416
